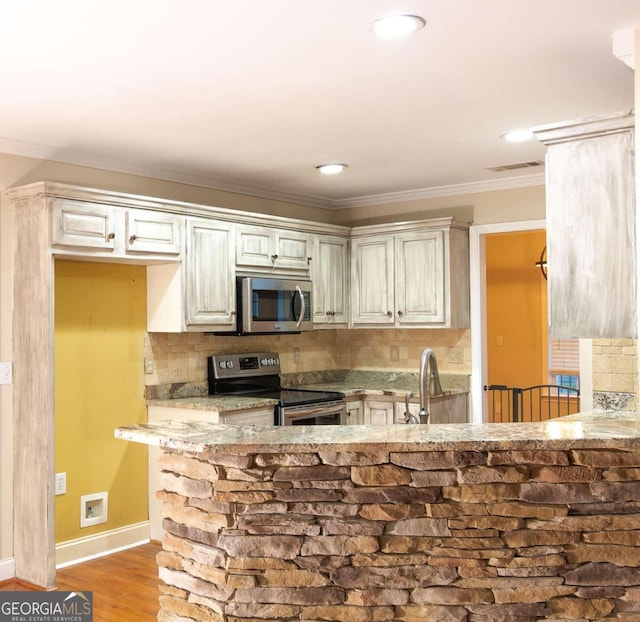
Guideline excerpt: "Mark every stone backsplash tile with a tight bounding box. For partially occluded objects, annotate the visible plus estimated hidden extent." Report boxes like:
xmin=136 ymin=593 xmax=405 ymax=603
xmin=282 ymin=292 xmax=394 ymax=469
xmin=145 ymin=328 xmax=472 ymax=386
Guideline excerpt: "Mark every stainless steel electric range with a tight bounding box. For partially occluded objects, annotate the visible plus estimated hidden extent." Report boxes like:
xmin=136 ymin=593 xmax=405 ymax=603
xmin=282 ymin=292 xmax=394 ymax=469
xmin=207 ymin=352 xmax=346 ymax=425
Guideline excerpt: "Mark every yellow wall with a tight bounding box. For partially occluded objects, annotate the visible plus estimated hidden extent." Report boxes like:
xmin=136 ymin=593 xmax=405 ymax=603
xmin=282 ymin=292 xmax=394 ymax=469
xmin=486 ymin=230 xmax=547 ymax=388
xmin=54 ymin=260 xmax=148 ymax=543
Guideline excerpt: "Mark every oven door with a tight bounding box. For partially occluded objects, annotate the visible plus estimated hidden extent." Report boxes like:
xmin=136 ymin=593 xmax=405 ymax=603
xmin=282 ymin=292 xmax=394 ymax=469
xmin=280 ymin=400 xmax=347 ymax=426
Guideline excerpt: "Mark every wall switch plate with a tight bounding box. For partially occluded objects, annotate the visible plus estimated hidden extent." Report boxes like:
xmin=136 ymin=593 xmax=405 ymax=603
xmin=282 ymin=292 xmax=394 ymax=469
xmin=0 ymin=362 xmax=13 ymax=385
xmin=55 ymin=472 xmax=66 ymax=495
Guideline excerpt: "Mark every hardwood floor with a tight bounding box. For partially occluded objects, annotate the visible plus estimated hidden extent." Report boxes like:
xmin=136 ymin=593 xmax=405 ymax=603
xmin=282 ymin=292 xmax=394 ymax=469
xmin=0 ymin=542 xmax=161 ymax=621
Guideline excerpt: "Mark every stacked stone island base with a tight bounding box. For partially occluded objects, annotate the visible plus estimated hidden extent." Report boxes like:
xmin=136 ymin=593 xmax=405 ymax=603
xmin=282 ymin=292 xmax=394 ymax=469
xmin=115 ymin=415 xmax=640 ymax=621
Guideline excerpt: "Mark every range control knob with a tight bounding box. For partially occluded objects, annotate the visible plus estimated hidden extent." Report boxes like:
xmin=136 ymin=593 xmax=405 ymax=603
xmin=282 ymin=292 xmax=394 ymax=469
xmin=219 ymin=361 xmax=227 ymax=369
xmin=261 ymin=358 xmax=269 ymax=366
xmin=227 ymin=361 xmax=234 ymax=369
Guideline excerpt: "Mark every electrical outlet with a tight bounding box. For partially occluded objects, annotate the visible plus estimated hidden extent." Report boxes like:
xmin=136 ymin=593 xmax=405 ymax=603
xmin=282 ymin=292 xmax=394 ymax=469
xmin=390 ymin=346 xmax=400 ymax=362
xmin=0 ymin=362 xmax=13 ymax=385
xmin=55 ymin=472 xmax=66 ymax=495
xmin=144 ymin=357 xmax=155 ymax=374
xmin=448 ymin=349 xmax=464 ymax=363
xmin=293 ymin=347 xmax=300 ymax=364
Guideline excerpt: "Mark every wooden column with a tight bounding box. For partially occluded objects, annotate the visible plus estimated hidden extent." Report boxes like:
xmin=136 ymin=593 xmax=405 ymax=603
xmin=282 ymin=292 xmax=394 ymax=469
xmin=9 ymin=184 xmax=56 ymax=588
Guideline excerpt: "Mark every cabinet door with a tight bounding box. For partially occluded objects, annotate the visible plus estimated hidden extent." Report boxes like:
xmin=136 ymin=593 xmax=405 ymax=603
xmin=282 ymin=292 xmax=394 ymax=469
xmin=351 ymin=236 xmax=395 ymax=325
xmin=395 ymin=230 xmax=445 ymax=324
xmin=236 ymin=225 xmax=274 ymax=268
xmin=236 ymin=225 xmax=312 ymax=272
xmin=125 ymin=209 xmax=182 ymax=256
xmin=51 ymin=200 xmax=117 ymax=251
xmin=313 ymin=235 xmax=349 ymax=325
xmin=345 ymin=400 xmax=364 ymax=425
xmin=430 ymin=393 xmax=468 ymax=424
xmin=363 ymin=400 xmax=394 ymax=425
xmin=185 ymin=219 xmax=236 ymax=327
xmin=274 ymin=229 xmax=313 ymax=271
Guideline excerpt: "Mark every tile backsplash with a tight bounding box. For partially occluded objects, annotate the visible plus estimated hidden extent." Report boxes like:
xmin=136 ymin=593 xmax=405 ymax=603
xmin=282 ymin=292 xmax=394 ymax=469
xmin=144 ymin=328 xmax=471 ymax=386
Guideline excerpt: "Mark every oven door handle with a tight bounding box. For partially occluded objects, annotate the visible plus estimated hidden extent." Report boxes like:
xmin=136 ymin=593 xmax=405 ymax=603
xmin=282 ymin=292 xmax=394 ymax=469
xmin=294 ymin=286 xmax=306 ymax=329
xmin=283 ymin=402 xmax=346 ymax=423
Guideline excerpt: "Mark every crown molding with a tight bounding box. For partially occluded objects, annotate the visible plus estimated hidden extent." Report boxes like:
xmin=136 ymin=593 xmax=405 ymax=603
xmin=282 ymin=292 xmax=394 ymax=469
xmin=0 ymin=136 xmax=545 ymax=211
xmin=329 ymin=173 xmax=546 ymax=208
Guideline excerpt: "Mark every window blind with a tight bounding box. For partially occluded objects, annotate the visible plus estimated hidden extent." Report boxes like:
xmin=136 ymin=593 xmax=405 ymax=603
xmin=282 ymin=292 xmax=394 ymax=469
xmin=549 ymin=338 xmax=580 ymax=375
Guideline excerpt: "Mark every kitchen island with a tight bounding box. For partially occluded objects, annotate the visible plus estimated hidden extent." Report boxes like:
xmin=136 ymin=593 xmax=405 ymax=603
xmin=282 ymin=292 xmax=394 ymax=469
xmin=116 ymin=411 xmax=640 ymax=622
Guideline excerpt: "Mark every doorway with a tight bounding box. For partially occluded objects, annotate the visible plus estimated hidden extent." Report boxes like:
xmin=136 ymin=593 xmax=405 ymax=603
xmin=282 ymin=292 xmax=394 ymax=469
xmin=470 ymin=220 xmax=592 ymax=423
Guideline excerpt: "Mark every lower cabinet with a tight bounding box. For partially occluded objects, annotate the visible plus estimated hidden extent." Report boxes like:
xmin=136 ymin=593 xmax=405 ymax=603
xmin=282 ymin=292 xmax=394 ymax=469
xmin=394 ymin=394 xmax=469 ymax=424
xmin=363 ymin=400 xmax=395 ymax=425
xmin=345 ymin=399 xmax=364 ymax=425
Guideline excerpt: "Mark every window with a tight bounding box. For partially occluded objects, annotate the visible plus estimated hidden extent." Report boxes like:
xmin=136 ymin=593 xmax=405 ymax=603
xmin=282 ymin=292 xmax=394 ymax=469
xmin=549 ymin=338 xmax=580 ymax=394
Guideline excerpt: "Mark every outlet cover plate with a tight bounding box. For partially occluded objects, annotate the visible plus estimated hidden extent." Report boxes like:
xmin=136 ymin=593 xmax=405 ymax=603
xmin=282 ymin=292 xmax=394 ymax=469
xmin=55 ymin=472 xmax=66 ymax=496
xmin=0 ymin=362 xmax=13 ymax=385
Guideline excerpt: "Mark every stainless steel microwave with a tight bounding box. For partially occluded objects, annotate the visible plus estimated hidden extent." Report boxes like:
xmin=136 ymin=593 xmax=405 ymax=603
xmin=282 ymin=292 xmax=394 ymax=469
xmin=236 ymin=276 xmax=313 ymax=334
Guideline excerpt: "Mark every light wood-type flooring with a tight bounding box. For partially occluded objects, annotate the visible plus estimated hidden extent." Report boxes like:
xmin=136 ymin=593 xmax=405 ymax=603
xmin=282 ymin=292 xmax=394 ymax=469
xmin=0 ymin=542 xmax=161 ymax=621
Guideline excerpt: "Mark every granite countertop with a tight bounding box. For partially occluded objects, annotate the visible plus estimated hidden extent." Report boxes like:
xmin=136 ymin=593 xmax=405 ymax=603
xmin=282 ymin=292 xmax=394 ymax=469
xmin=116 ymin=410 xmax=640 ymax=454
xmin=145 ymin=370 xmax=470 ymax=411
xmin=148 ymin=394 xmax=279 ymax=412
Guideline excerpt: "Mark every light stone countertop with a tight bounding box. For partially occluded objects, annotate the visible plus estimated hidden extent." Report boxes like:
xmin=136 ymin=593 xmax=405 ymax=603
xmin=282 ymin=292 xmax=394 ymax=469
xmin=116 ymin=410 xmax=640 ymax=454
xmin=147 ymin=394 xmax=279 ymax=412
xmin=146 ymin=374 xmax=468 ymax=412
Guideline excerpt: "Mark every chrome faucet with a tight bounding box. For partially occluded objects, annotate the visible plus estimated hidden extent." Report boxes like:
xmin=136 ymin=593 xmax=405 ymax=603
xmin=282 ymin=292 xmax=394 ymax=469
xmin=417 ymin=348 xmax=443 ymax=424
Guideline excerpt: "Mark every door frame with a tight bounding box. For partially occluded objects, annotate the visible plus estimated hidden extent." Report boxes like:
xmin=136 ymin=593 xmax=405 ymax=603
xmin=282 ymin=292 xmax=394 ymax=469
xmin=469 ymin=219 xmax=546 ymax=423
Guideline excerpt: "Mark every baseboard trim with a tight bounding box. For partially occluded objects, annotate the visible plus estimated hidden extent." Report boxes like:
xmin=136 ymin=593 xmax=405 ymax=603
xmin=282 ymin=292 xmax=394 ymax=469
xmin=0 ymin=557 xmax=15 ymax=582
xmin=55 ymin=521 xmax=150 ymax=568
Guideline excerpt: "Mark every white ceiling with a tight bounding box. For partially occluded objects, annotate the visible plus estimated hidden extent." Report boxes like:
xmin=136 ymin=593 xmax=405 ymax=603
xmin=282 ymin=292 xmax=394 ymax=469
xmin=0 ymin=0 xmax=637 ymax=209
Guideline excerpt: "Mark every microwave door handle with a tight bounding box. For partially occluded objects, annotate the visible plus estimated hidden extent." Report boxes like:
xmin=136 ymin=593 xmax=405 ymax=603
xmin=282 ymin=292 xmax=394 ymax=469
xmin=295 ymin=286 xmax=305 ymax=329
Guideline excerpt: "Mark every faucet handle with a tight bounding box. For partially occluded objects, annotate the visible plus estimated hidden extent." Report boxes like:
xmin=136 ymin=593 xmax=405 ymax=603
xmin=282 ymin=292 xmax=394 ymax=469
xmin=403 ymin=391 xmax=415 ymax=423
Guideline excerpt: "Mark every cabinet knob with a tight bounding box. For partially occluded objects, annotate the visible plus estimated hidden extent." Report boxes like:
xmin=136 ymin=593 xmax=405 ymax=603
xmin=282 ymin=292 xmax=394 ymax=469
xmin=326 ymin=311 xmax=331 ymax=316
xmin=387 ymin=311 xmax=393 ymax=317
xmin=330 ymin=311 xmax=336 ymax=316
xmin=307 ymin=256 xmax=312 ymax=264
xmin=231 ymin=311 xmax=236 ymax=316
xmin=397 ymin=310 xmax=404 ymax=316
xmin=107 ymin=232 xmax=116 ymax=240
xmin=129 ymin=234 xmax=137 ymax=243
xmin=271 ymin=254 xmax=279 ymax=261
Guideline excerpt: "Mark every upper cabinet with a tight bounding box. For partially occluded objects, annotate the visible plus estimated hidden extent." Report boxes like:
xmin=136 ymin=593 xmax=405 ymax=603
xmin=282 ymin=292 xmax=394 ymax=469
xmin=51 ymin=199 xmax=183 ymax=259
xmin=185 ymin=218 xmax=236 ymax=327
xmin=312 ymin=235 xmax=349 ymax=326
xmin=350 ymin=219 xmax=470 ymax=328
xmin=532 ymin=111 xmax=636 ymax=338
xmin=236 ymin=224 xmax=313 ymax=274
xmin=10 ymin=182 xmax=470 ymax=334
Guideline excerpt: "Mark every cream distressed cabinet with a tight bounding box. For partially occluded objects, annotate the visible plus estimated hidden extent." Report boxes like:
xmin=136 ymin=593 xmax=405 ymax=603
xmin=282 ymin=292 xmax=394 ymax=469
xmin=363 ymin=400 xmax=395 ymax=425
xmin=345 ymin=398 xmax=364 ymax=425
xmin=532 ymin=111 xmax=636 ymax=338
xmin=312 ymin=235 xmax=349 ymax=326
xmin=185 ymin=218 xmax=236 ymax=327
xmin=350 ymin=218 xmax=470 ymax=328
xmin=236 ymin=224 xmax=313 ymax=274
xmin=147 ymin=217 xmax=236 ymax=331
xmin=51 ymin=199 xmax=183 ymax=259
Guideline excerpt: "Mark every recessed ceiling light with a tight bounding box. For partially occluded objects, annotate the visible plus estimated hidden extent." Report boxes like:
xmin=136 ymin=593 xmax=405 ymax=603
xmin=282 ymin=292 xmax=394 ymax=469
xmin=501 ymin=129 xmax=534 ymax=143
xmin=316 ymin=164 xmax=348 ymax=175
xmin=370 ymin=14 xmax=426 ymax=39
